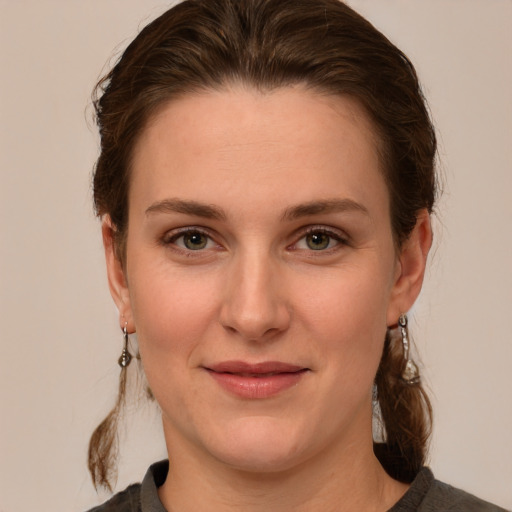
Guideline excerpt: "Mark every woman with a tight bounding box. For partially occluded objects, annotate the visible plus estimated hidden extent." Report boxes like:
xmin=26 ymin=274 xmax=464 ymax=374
xmin=86 ymin=0 xmax=506 ymax=510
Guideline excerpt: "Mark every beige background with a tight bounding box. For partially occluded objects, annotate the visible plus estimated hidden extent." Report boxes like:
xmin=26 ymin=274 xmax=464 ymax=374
xmin=1 ymin=1 xmax=511 ymax=510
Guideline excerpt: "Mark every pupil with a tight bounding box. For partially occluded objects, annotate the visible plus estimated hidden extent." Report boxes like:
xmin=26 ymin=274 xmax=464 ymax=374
xmin=185 ymin=232 xmax=207 ymax=250
xmin=307 ymin=233 xmax=329 ymax=250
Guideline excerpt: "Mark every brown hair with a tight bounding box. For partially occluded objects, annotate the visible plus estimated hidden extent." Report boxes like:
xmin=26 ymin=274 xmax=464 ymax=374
xmin=90 ymin=0 xmax=435 ymax=490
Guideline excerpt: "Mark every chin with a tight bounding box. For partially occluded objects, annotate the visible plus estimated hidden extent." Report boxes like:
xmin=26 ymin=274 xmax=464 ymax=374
xmin=206 ymin=416 xmax=308 ymax=473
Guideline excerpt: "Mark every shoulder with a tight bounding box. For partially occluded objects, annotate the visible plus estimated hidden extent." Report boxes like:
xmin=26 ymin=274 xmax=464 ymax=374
xmin=85 ymin=460 xmax=169 ymax=512
xmin=391 ymin=468 xmax=508 ymax=512
xmin=85 ymin=483 xmax=141 ymax=512
xmin=421 ymin=478 xmax=509 ymax=512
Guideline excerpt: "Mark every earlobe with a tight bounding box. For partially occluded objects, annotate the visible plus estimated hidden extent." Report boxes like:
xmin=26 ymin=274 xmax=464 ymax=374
xmin=387 ymin=210 xmax=432 ymax=325
xmin=102 ymin=217 xmax=134 ymax=331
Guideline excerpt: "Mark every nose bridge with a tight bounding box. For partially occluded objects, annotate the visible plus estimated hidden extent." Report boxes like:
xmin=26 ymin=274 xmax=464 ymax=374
xmin=220 ymin=244 xmax=289 ymax=340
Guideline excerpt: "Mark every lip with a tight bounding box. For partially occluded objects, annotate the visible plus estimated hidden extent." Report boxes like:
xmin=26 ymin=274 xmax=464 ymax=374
xmin=204 ymin=361 xmax=309 ymax=399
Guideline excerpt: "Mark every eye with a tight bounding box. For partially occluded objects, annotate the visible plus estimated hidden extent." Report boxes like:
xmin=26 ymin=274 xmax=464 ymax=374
xmin=305 ymin=232 xmax=332 ymax=250
xmin=293 ymin=228 xmax=344 ymax=251
xmin=167 ymin=229 xmax=216 ymax=251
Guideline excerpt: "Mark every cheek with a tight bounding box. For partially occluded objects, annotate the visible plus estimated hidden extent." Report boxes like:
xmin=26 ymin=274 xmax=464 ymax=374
xmin=127 ymin=267 xmax=224 ymax=418
xmin=292 ymin=263 xmax=391 ymax=374
xmin=128 ymin=263 xmax=221 ymax=361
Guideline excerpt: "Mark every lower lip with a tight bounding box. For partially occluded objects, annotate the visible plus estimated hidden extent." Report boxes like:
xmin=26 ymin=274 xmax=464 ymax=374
xmin=207 ymin=370 xmax=307 ymax=399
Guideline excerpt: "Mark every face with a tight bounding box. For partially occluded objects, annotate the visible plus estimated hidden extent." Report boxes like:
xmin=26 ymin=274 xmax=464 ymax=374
xmin=105 ymin=86 xmax=429 ymax=473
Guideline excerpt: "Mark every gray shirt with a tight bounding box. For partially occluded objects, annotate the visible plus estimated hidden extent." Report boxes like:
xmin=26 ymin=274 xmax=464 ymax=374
xmin=87 ymin=460 xmax=508 ymax=511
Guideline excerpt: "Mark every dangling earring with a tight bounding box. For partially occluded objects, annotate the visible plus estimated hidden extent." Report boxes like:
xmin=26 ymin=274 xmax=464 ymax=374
xmin=398 ymin=313 xmax=420 ymax=385
xmin=118 ymin=323 xmax=133 ymax=368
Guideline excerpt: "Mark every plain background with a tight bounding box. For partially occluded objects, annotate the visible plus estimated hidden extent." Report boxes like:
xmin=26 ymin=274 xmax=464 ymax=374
xmin=1 ymin=1 xmax=511 ymax=510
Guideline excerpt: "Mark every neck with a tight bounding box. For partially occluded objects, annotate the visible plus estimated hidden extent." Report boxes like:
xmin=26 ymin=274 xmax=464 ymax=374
xmin=158 ymin=428 xmax=408 ymax=512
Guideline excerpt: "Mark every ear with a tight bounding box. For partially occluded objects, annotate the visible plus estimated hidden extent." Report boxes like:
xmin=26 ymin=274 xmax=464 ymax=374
xmin=386 ymin=209 xmax=432 ymax=326
xmin=102 ymin=216 xmax=134 ymax=332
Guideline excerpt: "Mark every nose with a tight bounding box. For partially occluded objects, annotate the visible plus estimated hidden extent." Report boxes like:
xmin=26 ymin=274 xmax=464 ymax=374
xmin=219 ymin=250 xmax=291 ymax=342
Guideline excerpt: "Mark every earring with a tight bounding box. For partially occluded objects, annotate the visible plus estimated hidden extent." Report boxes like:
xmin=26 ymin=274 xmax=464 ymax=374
xmin=398 ymin=314 xmax=420 ymax=385
xmin=118 ymin=323 xmax=133 ymax=368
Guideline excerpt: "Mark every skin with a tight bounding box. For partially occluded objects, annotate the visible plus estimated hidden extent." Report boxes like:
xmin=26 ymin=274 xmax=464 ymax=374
xmin=104 ymin=85 xmax=432 ymax=512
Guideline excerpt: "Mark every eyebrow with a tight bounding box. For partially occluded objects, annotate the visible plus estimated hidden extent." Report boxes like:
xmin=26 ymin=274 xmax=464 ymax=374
xmin=281 ymin=198 xmax=369 ymax=221
xmin=145 ymin=198 xmax=227 ymax=220
xmin=145 ymin=197 xmax=369 ymax=222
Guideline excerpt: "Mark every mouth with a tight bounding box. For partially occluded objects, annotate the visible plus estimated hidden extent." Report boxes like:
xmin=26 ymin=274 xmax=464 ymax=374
xmin=203 ymin=361 xmax=309 ymax=399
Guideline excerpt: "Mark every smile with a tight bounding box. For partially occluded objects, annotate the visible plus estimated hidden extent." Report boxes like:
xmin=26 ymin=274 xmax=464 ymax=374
xmin=204 ymin=361 xmax=309 ymax=399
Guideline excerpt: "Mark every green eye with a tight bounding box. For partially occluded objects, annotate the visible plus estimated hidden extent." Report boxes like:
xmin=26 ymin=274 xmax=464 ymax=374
xmin=305 ymin=232 xmax=331 ymax=250
xmin=183 ymin=231 xmax=209 ymax=250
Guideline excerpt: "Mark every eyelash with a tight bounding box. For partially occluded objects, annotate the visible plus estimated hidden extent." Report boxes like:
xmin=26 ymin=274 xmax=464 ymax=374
xmin=161 ymin=226 xmax=349 ymax=255
xmin=290 ymin=226 xmax=348 ymax=253
xmin=162 ymin=227 xmax=218 ymax=254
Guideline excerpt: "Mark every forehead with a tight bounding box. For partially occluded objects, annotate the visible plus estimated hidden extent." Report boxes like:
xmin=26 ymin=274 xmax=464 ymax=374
xmin=130 ymin=85 xmax=388 ymax=217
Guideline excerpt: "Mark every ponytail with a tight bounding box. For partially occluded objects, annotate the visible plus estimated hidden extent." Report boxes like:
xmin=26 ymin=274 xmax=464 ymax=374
xmin=374 ymin=327 xmax=433 ymax=482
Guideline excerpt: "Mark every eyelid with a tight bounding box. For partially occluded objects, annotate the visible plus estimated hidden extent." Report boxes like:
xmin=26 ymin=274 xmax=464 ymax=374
xmin=162 ymin=226 xmax=220 ymax=250
xmin=163 ymin=225 xmax=204 ymax=239
xmin=289 ymin=225 xmax=349 ymax=251
xmin=160 ymin=224 xmax=349 ymax=253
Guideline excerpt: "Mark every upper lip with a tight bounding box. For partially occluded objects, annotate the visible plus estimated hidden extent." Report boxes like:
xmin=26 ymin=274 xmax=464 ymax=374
xmin=205 ymin=361 xmax=307 ymax=374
